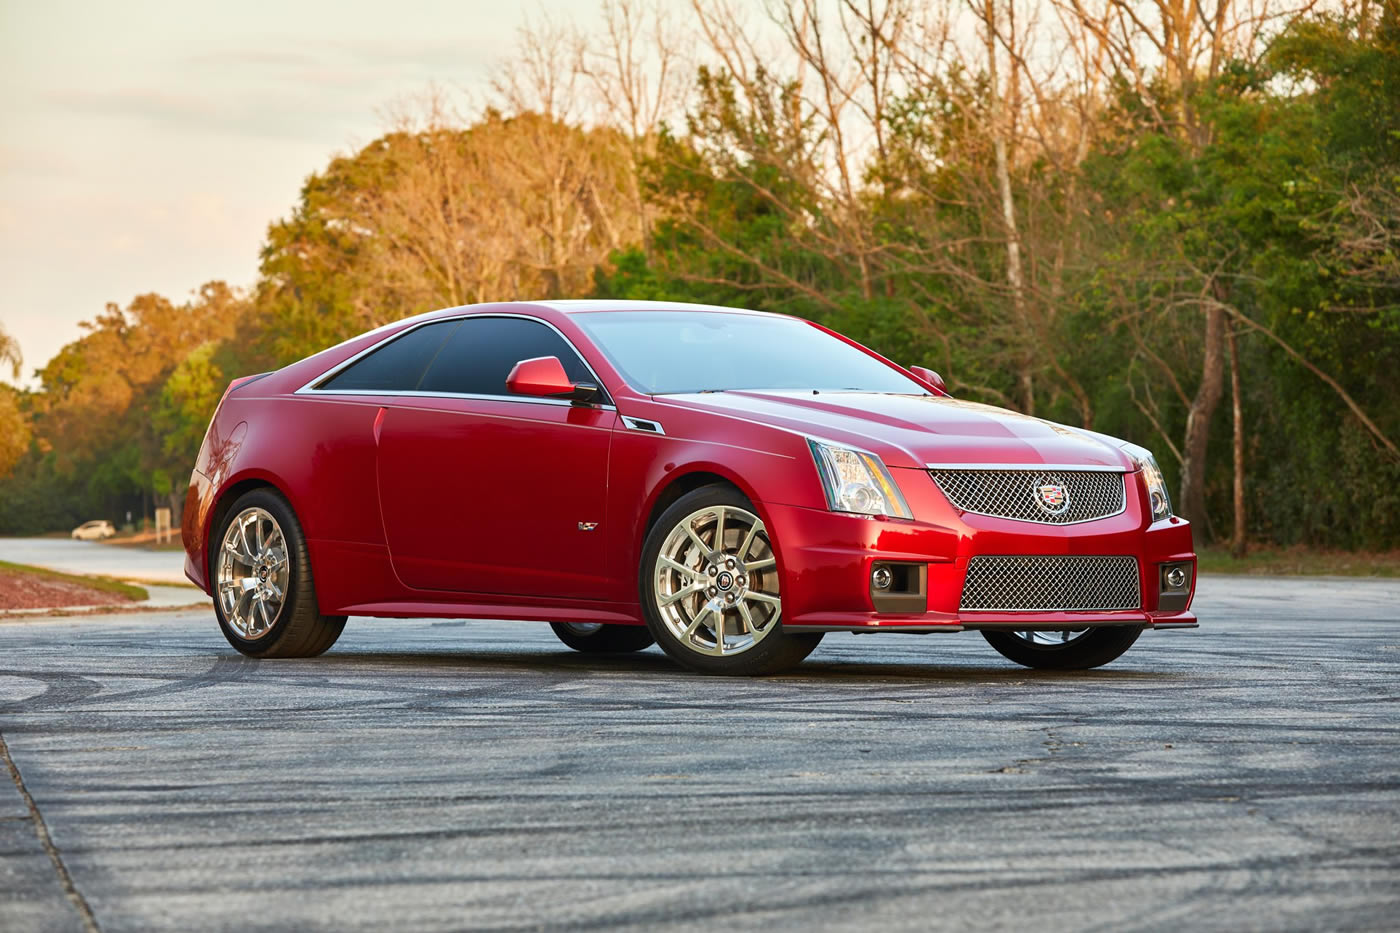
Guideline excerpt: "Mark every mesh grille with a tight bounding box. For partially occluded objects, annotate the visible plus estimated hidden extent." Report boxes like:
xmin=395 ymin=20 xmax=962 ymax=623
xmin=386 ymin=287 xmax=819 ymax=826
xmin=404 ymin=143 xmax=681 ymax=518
xmin=960 ymin=556 xmax=1141 ymax=611
xmin=931 ymin=469 xmax=1126 ymax=524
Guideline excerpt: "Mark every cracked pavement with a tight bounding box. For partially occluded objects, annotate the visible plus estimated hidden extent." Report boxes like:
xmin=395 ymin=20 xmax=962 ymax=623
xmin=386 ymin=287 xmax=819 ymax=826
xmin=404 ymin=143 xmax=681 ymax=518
xmin=2 ymin=575 xmax=1398 ymax=931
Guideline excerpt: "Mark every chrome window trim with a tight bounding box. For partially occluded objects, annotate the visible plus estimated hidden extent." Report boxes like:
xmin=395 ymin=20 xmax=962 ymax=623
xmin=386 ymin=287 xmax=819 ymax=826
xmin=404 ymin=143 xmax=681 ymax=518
xmin=294 ymin=312 xmax=614 ymax=406
xmin=298 ymin=389 xmax=615 ymax=411
xmin=925 ymin=462 xmax=1128 ymax=473
xmin=620 ymin=416 xmax=666 ymax=435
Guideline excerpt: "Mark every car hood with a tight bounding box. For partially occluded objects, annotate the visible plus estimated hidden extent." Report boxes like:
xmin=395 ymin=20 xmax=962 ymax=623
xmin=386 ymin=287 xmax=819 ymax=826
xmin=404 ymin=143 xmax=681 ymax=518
xmin=658 ymin=391 xmax=1135 ymax=471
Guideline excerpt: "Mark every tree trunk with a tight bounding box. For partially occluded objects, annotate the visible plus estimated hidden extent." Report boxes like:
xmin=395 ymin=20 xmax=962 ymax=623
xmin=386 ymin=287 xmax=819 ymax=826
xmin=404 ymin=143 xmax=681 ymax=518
xmin=1179 ymin=304 xmax=1226 ymax=529
xmin=982 ymin=0 xmax=1033 ymax=413
xmin=1227 ymin=325 xmax=1245 ymax=558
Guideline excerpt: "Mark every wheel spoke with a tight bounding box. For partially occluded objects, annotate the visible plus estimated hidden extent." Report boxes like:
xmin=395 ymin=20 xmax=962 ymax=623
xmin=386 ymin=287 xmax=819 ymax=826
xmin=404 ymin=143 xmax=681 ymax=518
xmin=238 ymin=519 xmax=255 ymax=564
xmin=683 ymin=605 xmax=712 ymax=639
xmin=738 ymin=522 xmax=759 ymax=561
xmin=744 ymin=591 xmax=781 ymax=607
xmin=659 ymin=582 xmax=700 ymax=607
xmin=683 ymin=522 xmax=711 ymax=557
xmin=744 ymin=556 xmax=775 ymax=572
xmin=737 ymin=600 xmax=759 ymax=634
xmin=713 ymin=507 xmax=725 ymax=552
xmin=659 ymin=556 xmax=697 ymax=580
xmin=234 ymin=587 xmax=254 ymax=625
xmin=713 ymin=607 xmax=725 ymax=653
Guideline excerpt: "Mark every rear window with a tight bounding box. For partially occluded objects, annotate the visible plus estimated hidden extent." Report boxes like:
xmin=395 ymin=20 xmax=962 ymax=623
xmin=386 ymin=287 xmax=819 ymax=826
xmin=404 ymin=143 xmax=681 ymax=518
xmin=319 ymin=321 xmax=460 ymax=392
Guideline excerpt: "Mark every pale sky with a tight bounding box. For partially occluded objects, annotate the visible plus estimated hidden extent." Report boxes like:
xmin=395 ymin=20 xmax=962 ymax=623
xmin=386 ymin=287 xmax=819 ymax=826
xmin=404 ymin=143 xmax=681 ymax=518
xmin=0 ymin=0 xmax=622 ymax=388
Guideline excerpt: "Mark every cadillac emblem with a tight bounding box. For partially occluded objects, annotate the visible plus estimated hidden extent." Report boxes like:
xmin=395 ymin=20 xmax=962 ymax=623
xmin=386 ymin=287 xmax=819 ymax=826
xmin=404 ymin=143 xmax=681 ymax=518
xmin=1032 ymin=477 xmax=1071 ymax=516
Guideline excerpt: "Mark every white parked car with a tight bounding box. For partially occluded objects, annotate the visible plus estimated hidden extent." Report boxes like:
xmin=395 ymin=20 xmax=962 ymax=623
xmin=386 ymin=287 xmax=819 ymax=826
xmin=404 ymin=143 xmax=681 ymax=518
xmin=71 ymin=520 xmax=116 ymax=541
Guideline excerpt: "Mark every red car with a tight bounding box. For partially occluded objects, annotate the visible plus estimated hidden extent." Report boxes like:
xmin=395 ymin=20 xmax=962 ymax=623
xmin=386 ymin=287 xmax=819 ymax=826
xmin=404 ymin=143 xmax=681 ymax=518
xmin=182 ymin=301 xmax=1196 ymax=674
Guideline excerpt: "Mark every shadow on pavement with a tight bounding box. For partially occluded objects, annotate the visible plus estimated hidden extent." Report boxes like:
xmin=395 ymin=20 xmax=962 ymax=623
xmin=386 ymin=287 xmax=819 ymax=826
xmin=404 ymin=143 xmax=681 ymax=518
xmin=304 ymin=646 xmax=1184 ymax=684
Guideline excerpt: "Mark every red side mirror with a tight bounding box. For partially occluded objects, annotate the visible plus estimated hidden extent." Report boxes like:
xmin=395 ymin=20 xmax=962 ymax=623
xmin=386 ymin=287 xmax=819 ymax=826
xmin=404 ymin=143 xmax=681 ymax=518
xmin=505 ymin=356 xmax=599 ymax=403
xmin=907 ymin=365 xmax=948 ymax=395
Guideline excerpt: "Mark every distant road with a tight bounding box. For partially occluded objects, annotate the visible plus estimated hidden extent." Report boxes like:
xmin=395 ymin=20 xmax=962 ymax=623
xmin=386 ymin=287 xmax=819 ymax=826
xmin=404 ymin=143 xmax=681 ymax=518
xmin=0 ymin=537 xmax=188 ymax=584
xmin=2 ymin=575 xmax=1397 ymax=931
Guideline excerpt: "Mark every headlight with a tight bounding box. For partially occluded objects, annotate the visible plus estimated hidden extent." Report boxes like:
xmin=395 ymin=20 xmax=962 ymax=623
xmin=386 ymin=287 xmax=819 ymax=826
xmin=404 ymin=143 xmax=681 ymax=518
xmin=807 ymin=439 xmax=912 ymax=519
xmin=1125 ymin=445 xmax=1172 ymax=521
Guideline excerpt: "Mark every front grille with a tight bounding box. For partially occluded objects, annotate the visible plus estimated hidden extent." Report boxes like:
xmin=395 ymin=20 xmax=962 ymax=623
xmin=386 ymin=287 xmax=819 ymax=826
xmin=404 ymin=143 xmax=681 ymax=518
xmin=960 ymin=556 xmax=1141 ymax=611
xmin=930 ymin=469 xmax=1126 ymax=524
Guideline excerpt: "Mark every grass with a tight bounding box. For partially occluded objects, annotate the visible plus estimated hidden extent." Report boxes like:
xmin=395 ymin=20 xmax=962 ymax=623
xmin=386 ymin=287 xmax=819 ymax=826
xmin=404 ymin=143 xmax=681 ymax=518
xmin=0 ymin=560 xmax=149 ymax=601
xmin=1197 ymin=546 xmax=1400 ymax=577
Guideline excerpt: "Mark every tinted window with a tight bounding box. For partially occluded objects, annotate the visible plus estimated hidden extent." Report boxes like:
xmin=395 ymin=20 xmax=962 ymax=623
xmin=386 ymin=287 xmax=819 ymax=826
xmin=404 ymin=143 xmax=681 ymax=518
xmin=574 ymin=311 xmax=926 ymax=395
xmin=418 ymin=317 xmax=597 ymax=398
xmin=320 ymin=321 xmax=460 ymax=391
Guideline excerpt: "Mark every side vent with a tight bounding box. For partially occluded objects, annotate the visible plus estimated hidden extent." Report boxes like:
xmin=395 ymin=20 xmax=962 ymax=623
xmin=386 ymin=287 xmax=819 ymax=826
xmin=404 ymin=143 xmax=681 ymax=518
xmin=621 ymin=416 xmax=665 ymax=435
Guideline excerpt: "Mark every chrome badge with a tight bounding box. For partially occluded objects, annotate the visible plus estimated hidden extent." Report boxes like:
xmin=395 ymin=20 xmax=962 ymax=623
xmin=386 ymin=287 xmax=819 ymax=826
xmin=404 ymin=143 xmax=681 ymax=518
xmin=1032 ymin=478 xmax=1071 ymax=516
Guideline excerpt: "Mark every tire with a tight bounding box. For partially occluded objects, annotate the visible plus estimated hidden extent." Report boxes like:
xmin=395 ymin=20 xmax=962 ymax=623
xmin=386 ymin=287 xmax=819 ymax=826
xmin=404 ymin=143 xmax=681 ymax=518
xmin=549 ymin=622 xmax=655 ymax=653
xmin=981 ymin=625 xmax=1143 ymax=670
xmin=211 ymin=488 xmax=346 ymax=658
xmin=640 ymin=485 xmax=822 ymax=675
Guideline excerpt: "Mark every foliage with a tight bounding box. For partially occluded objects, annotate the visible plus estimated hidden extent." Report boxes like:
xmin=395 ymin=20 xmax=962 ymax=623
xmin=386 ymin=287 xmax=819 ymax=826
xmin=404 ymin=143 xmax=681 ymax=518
xmin=0 ymin=4 xmax=1396 ymax=553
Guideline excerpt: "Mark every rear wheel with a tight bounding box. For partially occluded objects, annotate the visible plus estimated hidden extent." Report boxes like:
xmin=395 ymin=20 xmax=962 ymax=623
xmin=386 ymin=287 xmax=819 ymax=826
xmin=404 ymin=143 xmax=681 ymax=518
xmin=981 ymin=626 xmax=1142 ymax=670
xmin=640 ymin=486 xmax=822 ymax=675
xmin=212 ymin=488 xmax=345 ymax=658
xmin=549 ymin=622 xmax=654 ymax=653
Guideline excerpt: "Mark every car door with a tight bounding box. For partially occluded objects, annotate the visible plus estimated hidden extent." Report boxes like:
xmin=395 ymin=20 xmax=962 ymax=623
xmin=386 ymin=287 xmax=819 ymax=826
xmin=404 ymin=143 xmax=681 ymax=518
xmin=303 ymin=319 xmax=465 ymax=551
xmin=375 ymin=315 xmax=616 ymax=600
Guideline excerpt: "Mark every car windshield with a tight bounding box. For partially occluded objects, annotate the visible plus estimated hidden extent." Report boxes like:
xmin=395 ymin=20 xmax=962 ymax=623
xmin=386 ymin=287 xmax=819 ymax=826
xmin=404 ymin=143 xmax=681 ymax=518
xmin=574 ymin=310 xmax=927 ymax=395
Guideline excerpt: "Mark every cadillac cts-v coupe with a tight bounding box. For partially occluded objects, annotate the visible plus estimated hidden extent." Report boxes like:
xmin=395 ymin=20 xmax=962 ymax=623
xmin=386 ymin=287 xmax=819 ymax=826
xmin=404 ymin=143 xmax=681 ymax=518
xmin=182 ymin=300 xmax=1197 ymax=675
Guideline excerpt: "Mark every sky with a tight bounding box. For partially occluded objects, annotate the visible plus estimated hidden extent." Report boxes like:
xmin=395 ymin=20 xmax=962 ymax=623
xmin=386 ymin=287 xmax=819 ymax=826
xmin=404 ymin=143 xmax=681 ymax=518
xmin=0 ymin=0 xmax=618 ymax=388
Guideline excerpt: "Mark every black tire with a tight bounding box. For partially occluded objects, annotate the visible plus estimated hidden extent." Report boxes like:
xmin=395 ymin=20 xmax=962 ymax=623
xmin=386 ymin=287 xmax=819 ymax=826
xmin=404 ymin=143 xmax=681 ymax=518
xmin=981 ymin=625 xmax=1143 ymax=670
xmin=211 ymin=488 xmax=346 ymax=658
xmin=640 ymin=485 xmax=822 ymax=675
xmin=549 ymin=622 xmax=655 ymax=653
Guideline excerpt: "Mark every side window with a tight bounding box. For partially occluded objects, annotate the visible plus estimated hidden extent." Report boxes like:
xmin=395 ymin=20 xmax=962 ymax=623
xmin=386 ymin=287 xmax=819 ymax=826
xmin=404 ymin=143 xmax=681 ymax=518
xmin=417 ymin=317 xmax=599 ymax=398
xmin=319 ymin=321 xmax=460 ymax=391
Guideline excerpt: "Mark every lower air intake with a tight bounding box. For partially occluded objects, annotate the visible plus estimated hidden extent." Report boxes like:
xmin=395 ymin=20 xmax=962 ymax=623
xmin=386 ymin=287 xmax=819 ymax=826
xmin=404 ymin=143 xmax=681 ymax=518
xmin=960 ymin=555 xmax=1141 ymax=611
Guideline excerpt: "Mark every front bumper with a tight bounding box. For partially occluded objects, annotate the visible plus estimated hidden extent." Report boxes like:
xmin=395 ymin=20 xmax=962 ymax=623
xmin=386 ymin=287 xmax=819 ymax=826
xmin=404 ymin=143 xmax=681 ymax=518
xmin=767 ymin=471 xmax=1197 ymax=633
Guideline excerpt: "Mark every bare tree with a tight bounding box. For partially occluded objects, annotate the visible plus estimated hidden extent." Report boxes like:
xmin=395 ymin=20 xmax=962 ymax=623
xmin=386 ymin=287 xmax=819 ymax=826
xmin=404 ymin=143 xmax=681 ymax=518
xmin=492 ymin=9 xmax=583 ymax=122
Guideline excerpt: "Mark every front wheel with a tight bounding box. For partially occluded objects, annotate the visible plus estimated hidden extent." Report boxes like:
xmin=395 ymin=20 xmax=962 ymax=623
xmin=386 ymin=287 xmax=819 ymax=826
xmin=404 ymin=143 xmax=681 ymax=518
xmin=640 ymin=485 xmax=822 ymax=675
xmin=981 ymin=626 xmax=1143 ymax=670
xmin=549 ymin=622 xmax=654 ymax=653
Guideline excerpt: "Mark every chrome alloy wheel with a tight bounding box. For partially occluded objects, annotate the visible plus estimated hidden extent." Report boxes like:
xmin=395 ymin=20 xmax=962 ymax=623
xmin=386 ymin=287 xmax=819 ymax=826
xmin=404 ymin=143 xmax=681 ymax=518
xmin=216 ymin=507 xmax=290 ymax=640
xmin=1014 ymin=629 xmax=1092 ymax=647
xmin=653 ymin=504 xmax=781 ymax=657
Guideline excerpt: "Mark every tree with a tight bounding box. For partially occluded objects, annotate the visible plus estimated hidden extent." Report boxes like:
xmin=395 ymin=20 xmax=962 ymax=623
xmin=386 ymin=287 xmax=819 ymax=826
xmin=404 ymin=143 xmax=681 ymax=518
xmin=0 ymin=322 xmax=20 ymax=380
xmin=256 ymin=105 xmax=642 ymax=364
xmin=0 ymin=323 xmax=28 ymax=478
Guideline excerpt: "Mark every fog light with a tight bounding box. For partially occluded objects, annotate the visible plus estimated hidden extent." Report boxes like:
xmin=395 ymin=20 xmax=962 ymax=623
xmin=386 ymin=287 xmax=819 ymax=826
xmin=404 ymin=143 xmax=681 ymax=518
xmin=1158 ymin=560 xmax=1193 ymax=612
xmin=872 ymin=566 xmax=893 ymax=590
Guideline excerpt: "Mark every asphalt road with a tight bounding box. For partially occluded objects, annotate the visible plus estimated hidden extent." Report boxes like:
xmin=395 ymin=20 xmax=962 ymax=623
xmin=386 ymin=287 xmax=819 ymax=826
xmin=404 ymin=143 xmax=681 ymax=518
xmin=2 ymin=575 xmax=1397 ymax=932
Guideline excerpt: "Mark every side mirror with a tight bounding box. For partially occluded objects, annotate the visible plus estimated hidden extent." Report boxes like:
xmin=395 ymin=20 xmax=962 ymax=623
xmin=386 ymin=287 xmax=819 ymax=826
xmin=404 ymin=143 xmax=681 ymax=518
xmin=506 ymin=356 xmax=599 ymax=403
xmin=907 ymin=365 xmax=948 ymax=395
